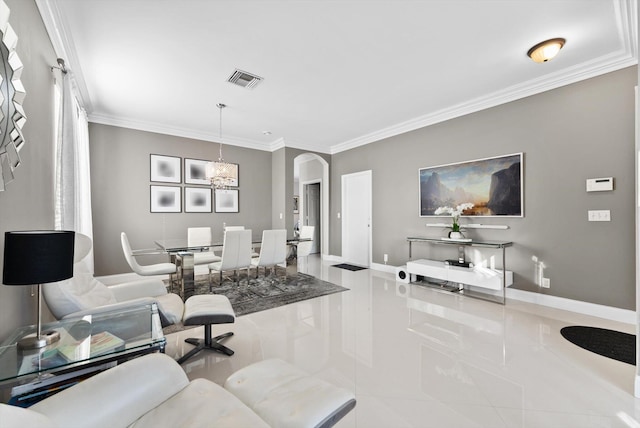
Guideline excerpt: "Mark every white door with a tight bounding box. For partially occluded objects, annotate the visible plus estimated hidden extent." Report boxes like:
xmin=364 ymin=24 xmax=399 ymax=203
xmin=342 ymin=170 xmax=371 ymax=267
xmin=304 ymin=182 xmax=321 ymax=254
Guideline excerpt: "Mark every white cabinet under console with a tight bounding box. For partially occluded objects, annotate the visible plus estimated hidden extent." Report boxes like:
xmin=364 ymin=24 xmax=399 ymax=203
xmin=405 ymin=237 xmax=513 ymax=304
xmin=406 ymin=259 xmax=513 ymax=290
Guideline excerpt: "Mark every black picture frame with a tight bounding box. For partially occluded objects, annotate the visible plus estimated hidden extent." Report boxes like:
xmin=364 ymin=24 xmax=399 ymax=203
xmin=150 ymin=154 xmax=181 ymax=183
xmin=150 ymin=185 xmax=181 ymax=213
xmin=214 ymin=189 xmax=239 ymax=213
xmin=185 ymin=187 xmax=212 ymax=213
xmin=184 ymin=158 xmax=210 ymax=185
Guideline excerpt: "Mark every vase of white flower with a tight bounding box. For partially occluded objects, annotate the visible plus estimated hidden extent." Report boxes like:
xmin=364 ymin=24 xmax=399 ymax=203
xmin=434 ymin=203 xmax=474 ymax=240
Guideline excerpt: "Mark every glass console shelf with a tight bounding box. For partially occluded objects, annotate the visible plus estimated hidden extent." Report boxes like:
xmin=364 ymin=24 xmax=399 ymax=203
xmin=0 ymin=303 xmax=165 ymax=404
xmin=406 ymin=237 xmax=514 ymax=304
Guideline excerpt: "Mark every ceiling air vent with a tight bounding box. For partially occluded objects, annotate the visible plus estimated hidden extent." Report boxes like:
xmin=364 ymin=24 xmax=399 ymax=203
xmin=227 ymin=69 xmax=263 ymax=89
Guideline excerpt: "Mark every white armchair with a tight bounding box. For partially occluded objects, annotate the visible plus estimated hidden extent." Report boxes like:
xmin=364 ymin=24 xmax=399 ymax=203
xmin=43 ymin=233 xmax=184 ymax=327
xmin=0 ymin=353 xmax=356 ymax=428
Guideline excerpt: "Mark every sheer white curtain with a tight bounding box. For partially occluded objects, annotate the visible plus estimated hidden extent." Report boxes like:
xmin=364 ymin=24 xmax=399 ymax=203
xmin=54 ymin=72 xmax=94 ymax=272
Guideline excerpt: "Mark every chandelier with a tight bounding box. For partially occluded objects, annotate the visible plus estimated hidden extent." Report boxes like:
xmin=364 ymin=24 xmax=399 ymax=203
xmin=206 ymin=103 xmax=237 ymax=189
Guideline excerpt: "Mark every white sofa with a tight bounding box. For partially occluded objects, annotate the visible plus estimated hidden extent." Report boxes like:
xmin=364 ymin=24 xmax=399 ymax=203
xmin=0 ymin=353 xmax=356 ymax=428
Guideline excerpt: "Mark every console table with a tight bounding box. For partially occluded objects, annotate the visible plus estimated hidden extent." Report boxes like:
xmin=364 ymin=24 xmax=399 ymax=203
xmin=406 ymin=237 xmax=513 ymax=304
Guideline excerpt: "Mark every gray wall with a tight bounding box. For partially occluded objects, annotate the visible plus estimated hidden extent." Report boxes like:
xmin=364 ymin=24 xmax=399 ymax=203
xmin=271 ymin=147 xmax=285 ymax=230
xmin=272 ymin=147 xmax=330 ymax=232
xmin=331 ymin=67 xmax=637 ymax=310
xmin=90 ymin=124 xmax=273 ymax=276
xmin=0 ymin=0 xmax=59 ymax=340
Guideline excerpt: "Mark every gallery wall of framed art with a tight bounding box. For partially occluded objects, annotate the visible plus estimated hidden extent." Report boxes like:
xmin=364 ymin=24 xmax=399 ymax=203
xmin=148 ymin=154 xmax=240 ymax=214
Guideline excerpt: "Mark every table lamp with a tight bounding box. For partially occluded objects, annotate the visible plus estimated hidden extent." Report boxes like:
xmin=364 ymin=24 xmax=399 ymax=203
xmin=3 ymin=230 xmax=75 ymax=349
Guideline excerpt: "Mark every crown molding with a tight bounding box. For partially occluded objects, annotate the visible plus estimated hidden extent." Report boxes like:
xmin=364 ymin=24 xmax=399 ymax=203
xmin=40 ymin=0 xmax=637 ymax=156
xmin=269 ymin=137 xmax=286 ymax=152
xmin=88 ymin=113 xmax=273 ymax=152
xmin=331 ymin=52 xmax=637 ymax=155
xmin=278 ymin=138 xmax=332 ymax=154
xmin=35 ymin=0 xmax=93 ymax=112
xmin=331 ymin=0 xmax=638 ymax=155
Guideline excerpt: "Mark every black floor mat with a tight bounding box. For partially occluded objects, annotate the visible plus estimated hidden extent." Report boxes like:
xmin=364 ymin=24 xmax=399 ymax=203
xmin=560 ymin=326 xmax=635 ymax=365
xmin=332 ymin=263 xmax=368 ymax=271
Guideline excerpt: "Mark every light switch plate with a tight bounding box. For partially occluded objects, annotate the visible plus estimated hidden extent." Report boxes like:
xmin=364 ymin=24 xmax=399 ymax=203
xmin=588 ymin=210 xmax=611 ymax=221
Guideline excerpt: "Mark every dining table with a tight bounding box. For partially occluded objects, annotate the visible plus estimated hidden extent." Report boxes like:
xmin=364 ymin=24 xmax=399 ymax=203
xmin=154 ymin=236 xmax=309 ymax=298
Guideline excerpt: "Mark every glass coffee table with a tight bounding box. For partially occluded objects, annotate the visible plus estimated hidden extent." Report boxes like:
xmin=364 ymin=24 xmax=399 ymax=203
xmin=0 ymin=303 xmax=166 ymax=405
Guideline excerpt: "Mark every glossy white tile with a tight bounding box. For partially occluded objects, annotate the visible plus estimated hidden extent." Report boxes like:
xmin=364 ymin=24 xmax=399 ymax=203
xmin=164 ymin=255 xmax=639 ymax=427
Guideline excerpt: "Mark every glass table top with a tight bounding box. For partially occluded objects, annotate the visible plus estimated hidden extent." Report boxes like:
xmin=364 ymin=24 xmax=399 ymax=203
xmin=0 ymin=304 xmax=165 ymax=382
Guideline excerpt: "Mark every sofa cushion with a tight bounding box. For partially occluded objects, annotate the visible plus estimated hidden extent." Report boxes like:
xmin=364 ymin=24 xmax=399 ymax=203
xmin=225 ymin=359 xmax=356 ymax=428
xmin=43 ymin=274 xmax=117 ymax=319
xmin=0 ymin=403 xmax=56 ymax=428
xmin=32 ymin=353 xmax=190 ymax=428
xmin=154 ymin=293 xmax=184 ymax=325
xmin=130 ymin=378 xmax=269 ymax=428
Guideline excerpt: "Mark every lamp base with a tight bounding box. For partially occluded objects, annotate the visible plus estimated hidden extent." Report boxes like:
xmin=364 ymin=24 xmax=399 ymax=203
xmin=17 ymin=330 xmax=60 ymax=350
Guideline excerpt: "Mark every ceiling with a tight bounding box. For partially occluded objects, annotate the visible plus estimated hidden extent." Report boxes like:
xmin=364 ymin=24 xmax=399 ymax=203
xmin=38 ymin=0 xmax=637 ymax=154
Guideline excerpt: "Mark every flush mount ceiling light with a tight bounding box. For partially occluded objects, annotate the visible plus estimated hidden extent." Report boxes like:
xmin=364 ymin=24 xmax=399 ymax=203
xmin=527 ymin=38 xmax=566 ymax=63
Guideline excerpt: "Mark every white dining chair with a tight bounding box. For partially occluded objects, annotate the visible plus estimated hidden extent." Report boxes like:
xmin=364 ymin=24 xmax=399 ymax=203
xmin=121 ymin=232 xmax=177 ymax=278
xmin=188 ymin=227 xmax=221 ymax=266
xmin=251 ymin=229 xmax=287 ymax=279
xmin=208 ymin=229 xmax=252 ymax=287
xmin=224 ymin=226 xmax=259 ymax=257
xmin=296 ymin=226 xmax=315 ymax=257
xmin=296 ymin=226 xmax=315 ymax=273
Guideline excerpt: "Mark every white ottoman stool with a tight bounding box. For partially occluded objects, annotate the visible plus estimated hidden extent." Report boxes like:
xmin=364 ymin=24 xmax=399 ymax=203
xmin=177 ymin=294 xmax=235 ymax=364
xmin=224 ymin=358 xmax=357 ymax=428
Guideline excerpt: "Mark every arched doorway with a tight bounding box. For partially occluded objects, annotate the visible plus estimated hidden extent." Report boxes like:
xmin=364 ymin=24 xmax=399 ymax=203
xmin=293 ymin=153 xmax=329 ymax=257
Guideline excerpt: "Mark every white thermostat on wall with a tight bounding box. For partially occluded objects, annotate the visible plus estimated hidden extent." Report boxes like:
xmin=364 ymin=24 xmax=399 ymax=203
xmin=586 ymin=177 xmax=614 ymax=192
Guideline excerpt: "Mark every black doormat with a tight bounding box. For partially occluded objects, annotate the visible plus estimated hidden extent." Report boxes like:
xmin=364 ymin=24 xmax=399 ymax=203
xmin=560 ymin=326 xmax=635 ymax=365
xmin=332 ymin=263 xmax=368 ymax=271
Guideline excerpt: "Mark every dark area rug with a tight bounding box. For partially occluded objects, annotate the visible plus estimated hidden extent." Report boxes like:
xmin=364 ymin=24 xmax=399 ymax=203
xmin=560 ymin=326 xmax=635 ymax=365
xmin=332 ymin=263 xmax=367 ymax=271
xmin=163 ymin=272 xmax=348 ymax=335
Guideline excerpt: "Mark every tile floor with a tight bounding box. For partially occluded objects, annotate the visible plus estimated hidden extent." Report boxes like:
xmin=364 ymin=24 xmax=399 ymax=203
xmin=164 ymin=255 xmax=640 ymax=428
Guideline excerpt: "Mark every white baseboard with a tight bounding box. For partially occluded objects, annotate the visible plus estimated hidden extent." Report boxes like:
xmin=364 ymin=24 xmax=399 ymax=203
xmin=103 ymin=258 xmax=635 ymax=326
xmin=371 ymin=262 xmax=396 ymax=274
xmin=322 ymin=254 xmax=343 ymax=263
xmin=505 ymin=287 xmax=635 ymax=325
xmin=368 ymin=263 xmax=635 ymax=325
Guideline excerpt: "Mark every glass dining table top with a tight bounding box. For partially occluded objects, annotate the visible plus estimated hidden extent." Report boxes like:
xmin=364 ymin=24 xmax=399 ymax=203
xmin=155 ymin=236 xmax=308 ymax=253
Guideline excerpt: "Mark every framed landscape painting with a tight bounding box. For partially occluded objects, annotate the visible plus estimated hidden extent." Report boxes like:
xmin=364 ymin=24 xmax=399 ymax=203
xmin=419 ymin=153 xmax=523 ymax=217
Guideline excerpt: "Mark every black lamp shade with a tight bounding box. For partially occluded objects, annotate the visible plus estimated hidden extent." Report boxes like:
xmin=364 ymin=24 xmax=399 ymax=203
xmin=3 ymin=230 xmax=75 ymax=285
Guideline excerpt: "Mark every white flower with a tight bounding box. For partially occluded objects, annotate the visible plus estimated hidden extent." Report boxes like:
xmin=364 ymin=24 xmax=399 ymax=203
xmin=434 ymin=203 xmax=474 ymax=232
xmin=434 ymin=206 xmax=454 ymax=216
xmin=454 ymin=203 xmax=474 ymax=216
